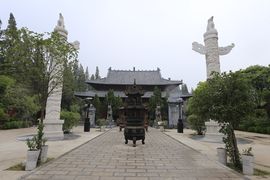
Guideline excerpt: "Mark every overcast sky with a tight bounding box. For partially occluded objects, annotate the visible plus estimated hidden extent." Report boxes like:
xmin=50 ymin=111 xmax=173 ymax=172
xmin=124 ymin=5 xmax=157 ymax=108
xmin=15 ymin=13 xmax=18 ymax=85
xmin=1 ymin=0 xmax=270 ymax=89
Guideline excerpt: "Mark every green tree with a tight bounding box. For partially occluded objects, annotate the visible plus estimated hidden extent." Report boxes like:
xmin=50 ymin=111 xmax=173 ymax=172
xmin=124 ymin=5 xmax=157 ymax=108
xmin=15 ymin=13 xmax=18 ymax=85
xmin=60 ymin=110 xmax=80 ymax=133
xmin=0 ymin=75 xmax=39 ymax=127
xmin=187 ymin=82 xmax=209 ymax=133
xmin=30 ymin=31 xmax=78 ymax=122
xmin=90 ymin=74 xmax=95 ymax=80
xmin=0 ymin=13 xmax=22 ymax=78
xmin=93 ymin=94 xmax=101 ymax=119
xmin=7 ymin=13 xmax=17 ymax=33
xmin=187 ymin=114 xmax=205 ymax=135
xmin=0 ymin=14 xmax=80 ymax=129
xmin=85 ymin=66 xmax=89 ymax=81
xmin=149 ymin=86 xmax=164 ymax=121
xmin=0 ymin=75 xmax=15 ymax=126
xmin=0 ymin=19 xmax=4 ymax=63
xmin=191 ymin=72 xmax=256 ymax=169
xmin=105 ymin=90 xmax=123 ymax=119
xmin=234 ymin=65 xmax=270 ymax=134
xmin=95 ymin=66 xmax=101 ymax=79
xmin=61 ymin=61 xmax=76 ymax=110
xmin=239 ymin=65 xmax=270 ymax=118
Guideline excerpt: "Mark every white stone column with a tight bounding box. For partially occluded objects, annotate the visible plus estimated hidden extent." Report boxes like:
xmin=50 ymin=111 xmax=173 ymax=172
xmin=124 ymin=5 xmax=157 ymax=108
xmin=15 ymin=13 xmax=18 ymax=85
xmin=89 ymin=104 xmax=96 ymax=127
xmin=43 ymin=13 xmax=68 ymax=140
xmin=192 ymin=16 xmax=234 ymax=79
xmin=43 ymin=83 xmax=64 ymax=140
xmin=192 ymin=16 xmax=234 ymax=141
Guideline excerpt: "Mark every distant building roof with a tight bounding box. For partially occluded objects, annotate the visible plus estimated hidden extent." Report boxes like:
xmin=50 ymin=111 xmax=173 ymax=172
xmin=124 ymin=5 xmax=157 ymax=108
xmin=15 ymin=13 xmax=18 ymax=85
xmin=86 ymin=68 xmax=182 ymax=85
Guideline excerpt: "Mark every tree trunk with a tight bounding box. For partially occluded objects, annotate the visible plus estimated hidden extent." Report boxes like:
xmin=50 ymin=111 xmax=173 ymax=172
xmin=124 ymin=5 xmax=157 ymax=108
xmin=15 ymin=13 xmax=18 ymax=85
xmin=230 ymin=125 xmax=241 ymax=169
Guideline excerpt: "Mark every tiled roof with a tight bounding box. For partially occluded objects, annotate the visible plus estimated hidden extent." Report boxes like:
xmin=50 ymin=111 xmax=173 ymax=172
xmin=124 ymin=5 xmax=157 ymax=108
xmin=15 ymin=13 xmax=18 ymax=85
xmin=86 ymin=68 xmax=182 ymax=85
xmin=74 ymin=90 xmax=167 ymax=98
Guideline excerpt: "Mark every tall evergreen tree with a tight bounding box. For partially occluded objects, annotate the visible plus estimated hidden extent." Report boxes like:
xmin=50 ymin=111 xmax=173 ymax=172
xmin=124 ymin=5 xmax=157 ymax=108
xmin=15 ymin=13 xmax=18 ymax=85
xmin=90 ymin=74 xmax=95 ymax=80
xmin=85 ymin=66 xmax=89 ymax=81
xmin=72 ymin=59 xmax=79 ymax=81
xmin=61 ymin=62 xmax=75 ymax=110
xmin=75 ymin=64 xmax=86 ymax=91
xmin=7 ymin=13 xmax=17 ymax=31
xmin=95 ymin=66 xmax=101 ymax=79
xmin=0 ymin=13 xmax=19 ymax=76
xmin=0 ymin=19 xmax=4 ymax=64
xmin=93 ymin=94 xmax=101 ymax=119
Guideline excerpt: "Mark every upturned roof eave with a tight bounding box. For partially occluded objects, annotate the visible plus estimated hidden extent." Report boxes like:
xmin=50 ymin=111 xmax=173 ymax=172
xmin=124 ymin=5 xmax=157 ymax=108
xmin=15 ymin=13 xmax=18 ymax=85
xmin=85 ymin=80 xmax=182 ymax=86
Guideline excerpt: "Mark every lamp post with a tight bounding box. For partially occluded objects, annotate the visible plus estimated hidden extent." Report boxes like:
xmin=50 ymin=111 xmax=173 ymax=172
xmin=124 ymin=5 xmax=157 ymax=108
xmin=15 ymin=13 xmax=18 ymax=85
xmin=84 ymin=97 xmax=92 ymax=132
xmin=177 ymin=98 xmax=184 ymax=133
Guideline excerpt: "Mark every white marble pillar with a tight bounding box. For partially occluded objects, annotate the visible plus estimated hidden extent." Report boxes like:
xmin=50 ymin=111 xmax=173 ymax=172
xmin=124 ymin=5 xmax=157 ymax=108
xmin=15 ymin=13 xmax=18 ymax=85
xmin=43 ymin=13 xmax=68 ymax=140
xmin=89 ymin=104 xmax=96 ymax=127
xmin=192 ymin=16 xmax=234 ymax=79
xmin=192 ymin=17 xmax=234 ymax=142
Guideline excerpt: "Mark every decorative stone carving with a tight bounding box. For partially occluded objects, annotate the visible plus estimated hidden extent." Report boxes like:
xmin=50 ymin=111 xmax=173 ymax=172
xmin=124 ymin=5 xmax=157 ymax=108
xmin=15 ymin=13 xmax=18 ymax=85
xmin=192 ymin=16 xmax=234 ymax=78
xmin=192 ymin=16 xmax=235 ymax=142
xmin=54 ymin=13 xmax=68 ymax=39
xmin=206 ymin=16 xmax=216 ymax=32
xmin=71 ymin=40 xmax=80 ymax=50
xmin=44 ymin=13 xmax=79 ymax=140
xmin=218 ymin=43 xmax=235 ymax=55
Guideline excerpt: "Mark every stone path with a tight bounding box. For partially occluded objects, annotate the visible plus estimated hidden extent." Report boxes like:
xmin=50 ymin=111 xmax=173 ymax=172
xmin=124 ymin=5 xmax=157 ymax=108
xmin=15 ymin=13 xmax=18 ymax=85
xmin=21 ymin=128 xmax=243 ymax=180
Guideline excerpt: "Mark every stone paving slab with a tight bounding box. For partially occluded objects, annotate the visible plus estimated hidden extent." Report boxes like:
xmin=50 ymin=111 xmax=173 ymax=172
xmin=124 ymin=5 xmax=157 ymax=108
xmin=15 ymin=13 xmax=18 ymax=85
xmin=20 ymin=128 xmax=244 ymax=180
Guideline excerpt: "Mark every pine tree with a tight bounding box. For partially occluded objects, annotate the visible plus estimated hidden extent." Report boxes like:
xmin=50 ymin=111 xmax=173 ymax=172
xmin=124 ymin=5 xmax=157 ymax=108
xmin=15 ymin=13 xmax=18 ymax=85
xmin=93 ymin=94 xmax=101 ymax=119
xmin=90 ymin=74 xmax=95 ymax=80
xmin=61 ymin=62 xmax=75 ymax=110
xmin=7 ymin=13 xmax=17 ymax=30
xmin=95 ymin=66 xmax=101 ymax=79
xmin=76 ymin=64 xmax=86 ymax=91
xmin=6 ymin=13 xmax=19 ymax=40
xmin=85 ymin=66 xmax=89 ymax=81
xmin=0 ymin=19 xmax=4 ymax=64
xmin=181 ymin=84 xmax=189 ymax=95
xmin=72 ymin=59 xmax=79 ymax=81
xmin=1 ymin=13 xmax=23 ymax=80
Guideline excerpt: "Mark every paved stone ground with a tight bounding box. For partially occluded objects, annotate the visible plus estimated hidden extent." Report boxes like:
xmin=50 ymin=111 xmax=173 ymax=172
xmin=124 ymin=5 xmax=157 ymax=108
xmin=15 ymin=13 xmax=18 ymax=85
xmin=21 ymin=128 xmax=244 ymax=180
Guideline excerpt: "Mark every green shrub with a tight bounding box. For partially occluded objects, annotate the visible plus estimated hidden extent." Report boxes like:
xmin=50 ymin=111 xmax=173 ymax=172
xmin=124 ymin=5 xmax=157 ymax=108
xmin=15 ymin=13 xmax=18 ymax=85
xmin=2 ymin=121 xmax=24 ymax=129
xmin=267 ymin=127 xmax=270 ymax=134
xmin=187 ymin=114 xmax=205 ymax=135
xmin=247 ymin=127 xmax=255 ymax=132
xmin=60 ymin=110 xmax=80 ymax=133
xmin=0 ymin=108 xmax=9 ymax=127
xmin=96 ymin=119 xmax=106 ymax=126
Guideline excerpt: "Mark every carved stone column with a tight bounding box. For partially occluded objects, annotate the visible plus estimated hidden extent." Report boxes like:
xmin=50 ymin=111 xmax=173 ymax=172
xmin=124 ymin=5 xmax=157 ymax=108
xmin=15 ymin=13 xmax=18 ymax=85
xmin=43 ymin=14 xmax=68 ymax=140
xmin=192 ymin=16 xmax=234 ymax=79
xmin=192 ymin=17 xmax=234 ymax=142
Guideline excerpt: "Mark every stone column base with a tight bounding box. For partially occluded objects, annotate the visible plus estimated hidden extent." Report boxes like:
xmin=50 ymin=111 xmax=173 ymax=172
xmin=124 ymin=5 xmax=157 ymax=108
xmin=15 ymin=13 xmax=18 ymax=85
xmin=44 ymin=119 xmax=64 ymax=140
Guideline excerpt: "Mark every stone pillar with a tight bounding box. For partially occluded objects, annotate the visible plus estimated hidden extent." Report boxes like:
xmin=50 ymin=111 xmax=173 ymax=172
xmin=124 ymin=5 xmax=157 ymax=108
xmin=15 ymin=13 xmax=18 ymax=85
xmin=192 ymin=16 xmax=234 ymax=141
xmin=192 ymin=16 xmax=234 ymax=79
xmin=107 ymin=105 xmax=113 ymax=127
xmin=168 ymin=103 xmax=179 ymax=128
xmin=43 ymin=82 xmax=64 ymax=140
xmin=89 ymin=104 xmax=96 ymax=127
xmin=43 ymin=13 xmax=68 ymax=140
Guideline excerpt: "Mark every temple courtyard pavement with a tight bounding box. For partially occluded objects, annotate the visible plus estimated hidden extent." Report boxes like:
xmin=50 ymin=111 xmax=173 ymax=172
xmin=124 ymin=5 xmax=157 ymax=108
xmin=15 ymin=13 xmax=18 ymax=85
xmin=0 ymin=126 xmax=269 ymax=180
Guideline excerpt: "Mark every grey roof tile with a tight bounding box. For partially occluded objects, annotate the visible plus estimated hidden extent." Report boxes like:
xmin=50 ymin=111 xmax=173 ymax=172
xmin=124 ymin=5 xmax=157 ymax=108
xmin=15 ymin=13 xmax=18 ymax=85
xmin=86 ymin=69 xmax=182 ymax=85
